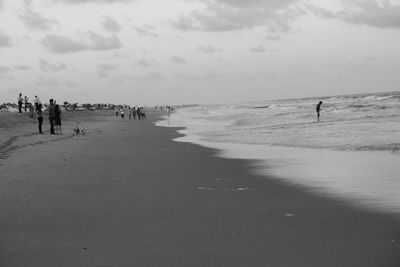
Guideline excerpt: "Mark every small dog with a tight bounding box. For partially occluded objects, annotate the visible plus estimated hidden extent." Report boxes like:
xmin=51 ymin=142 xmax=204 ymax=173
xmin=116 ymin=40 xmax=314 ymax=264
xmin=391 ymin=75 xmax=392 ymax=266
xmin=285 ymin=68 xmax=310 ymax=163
xmin=74 ymin=122 xmax=86 ymax=136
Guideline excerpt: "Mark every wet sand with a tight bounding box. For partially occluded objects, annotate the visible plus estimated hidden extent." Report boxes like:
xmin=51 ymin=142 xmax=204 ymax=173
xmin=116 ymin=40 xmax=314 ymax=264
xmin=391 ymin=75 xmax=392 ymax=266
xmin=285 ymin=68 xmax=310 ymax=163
xmin=0 ymin=110 xmax=399 ymax=266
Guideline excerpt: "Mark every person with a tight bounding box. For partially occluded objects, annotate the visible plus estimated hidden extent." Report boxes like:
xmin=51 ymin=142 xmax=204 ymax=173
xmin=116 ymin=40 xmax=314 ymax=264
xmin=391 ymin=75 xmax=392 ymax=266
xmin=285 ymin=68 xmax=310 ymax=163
xmin=141 ymin=107 xmax=146 ymax=119
xmin=48 ymin=99 xmax=56 ymax=134
xmin=137 ymin=107 xmax=142 ymax=120
xmin=54 ymin=103 xmax=62 ymax=134
xmin=316 ymin=101 xmax=323 ymax=122
xmin=34 ymin=95 xmax=41 ymax=111
xmin=132 ymin=107 xmax=137 ymax=120
xmin=37 ymin=103 xmax=44 ymax=134
xmin=24 ymin=96 xmax=29 ymax=112
xmin=18 ymin=93 xmax=23 ymax=113
xmin=28 ymin=103 xmax=34 ymax=118
xmin=128 ymin=107 xmax=132 ymax=120
xmin=167 ymin=106 xmax=171 ymax=117
xmin=120 ymin=108 xmax=125 ymax=119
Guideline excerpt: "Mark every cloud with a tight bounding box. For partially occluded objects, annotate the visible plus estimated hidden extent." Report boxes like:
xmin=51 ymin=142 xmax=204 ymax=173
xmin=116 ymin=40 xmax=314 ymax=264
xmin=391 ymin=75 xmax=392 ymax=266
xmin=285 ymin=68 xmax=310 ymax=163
xmin=171 ymin=55 xmax=187 ymax=63
xmin=36 ymin=77 xmax=59 ymax=87
xmin=137 ymin=59 xmax=158 ymax=67
xmin=176 ymin=71 xmax=220 ymax=81
xmin=97 ymin=64 xmax=116 ymax=77
xmin=172 ymin=0 xmax=304 ymax=32
xmin=101 ymin=16 xmax=121 ymax=33
xmin=64 ymin=81 xmax=80 ymax=87
xmin=19 ymin=9 xmax=58 ymax=31
xmin=132 ymin=71 xmax=165 ymax=82
xmin=14 ymin=65 xmax=32 ymax=70
xmin=42 ymin=34 xmax=87 ymax=53
xmin=265 ymin=34 xmax=280 ymax=41
xmin=308 ymin=1 xmax=400 ymax=29
xmin=0 ymin=30 xmax=11 ymax=47
xmin=250 ymin=46 xmax=280 ymax=53
xmin=39 ymin=59 xmax=67 ymax=72
xmin=197 ymin=45 xmax=223 ymax=53
xmin=133 ymin=24 xmax=158 ymax=37
xmin=42 ymin=32 xmax=122 ymax=53
xmin=0 ymin=65 xmax=11 ymax=77
xmin=86 ymin=31 xmax=122 ymax=50
xmin=250 ymin=46 xmax=266 ymax=53
xmin=51 ymin=0 xmax=132 ymax=4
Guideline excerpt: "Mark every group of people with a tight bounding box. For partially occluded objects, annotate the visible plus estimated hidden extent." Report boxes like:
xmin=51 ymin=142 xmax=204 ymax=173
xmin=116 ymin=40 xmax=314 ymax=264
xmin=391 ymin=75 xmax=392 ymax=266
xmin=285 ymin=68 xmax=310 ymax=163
xmin=20 ymin=93 xmax=62 ymax=135
xmin=17 ymin=93 xmax=31 ymax=114
xmin=115 ymin=106 xmax=146 ymax=120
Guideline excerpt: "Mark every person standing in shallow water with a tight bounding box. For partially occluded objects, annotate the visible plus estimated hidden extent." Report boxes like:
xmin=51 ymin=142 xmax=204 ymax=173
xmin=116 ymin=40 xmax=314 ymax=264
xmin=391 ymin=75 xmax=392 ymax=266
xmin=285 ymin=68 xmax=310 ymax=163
xmin=316 ymin=101 xmax=323 ymax=122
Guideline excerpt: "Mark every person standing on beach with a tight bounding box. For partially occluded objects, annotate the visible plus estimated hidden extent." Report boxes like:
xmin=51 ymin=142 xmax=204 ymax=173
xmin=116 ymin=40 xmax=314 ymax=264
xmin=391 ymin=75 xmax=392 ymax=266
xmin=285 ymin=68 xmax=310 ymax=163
xmin=24 ymin=96 xmax=29 ymax=112
xmin=28 ymin=103 xmax=34 ymax=118
xmin=54 ymin=102 xmax=62 ymax=134
xmin=316 ymin=101 xmax=323 ymax=122
xmin=18 ymin=93 xmax=23 ymax=113
xmin=48 ymin=99 xmax=56 ymax=134
xmin=132 ymin=107 xmax=137 ymax=120
xmin=37 ymin=103 xmax=44 ymax=134
xmin=34 ymin=95 xmax=41 ymax=111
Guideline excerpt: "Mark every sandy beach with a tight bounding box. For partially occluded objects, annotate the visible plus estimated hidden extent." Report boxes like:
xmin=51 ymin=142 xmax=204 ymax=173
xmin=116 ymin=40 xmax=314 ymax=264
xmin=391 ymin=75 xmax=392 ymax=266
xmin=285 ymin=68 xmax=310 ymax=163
xmin=0 ymin=110 xmax=399 ymax=267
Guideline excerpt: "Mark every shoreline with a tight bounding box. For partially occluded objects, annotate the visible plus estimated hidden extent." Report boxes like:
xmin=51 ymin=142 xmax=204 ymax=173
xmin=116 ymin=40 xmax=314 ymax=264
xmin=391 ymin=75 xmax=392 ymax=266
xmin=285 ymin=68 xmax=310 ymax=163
xmin=0 ymin=111 xmax=399 ymax=266
xmin=157 ymin=114 xmax=400 ymax=217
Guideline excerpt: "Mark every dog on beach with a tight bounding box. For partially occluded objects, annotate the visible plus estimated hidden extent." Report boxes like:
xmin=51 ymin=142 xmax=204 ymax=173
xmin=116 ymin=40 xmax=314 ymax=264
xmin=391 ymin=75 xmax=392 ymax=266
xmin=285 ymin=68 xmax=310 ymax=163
xmin=74 ymin=121 xmax=86 ymax=136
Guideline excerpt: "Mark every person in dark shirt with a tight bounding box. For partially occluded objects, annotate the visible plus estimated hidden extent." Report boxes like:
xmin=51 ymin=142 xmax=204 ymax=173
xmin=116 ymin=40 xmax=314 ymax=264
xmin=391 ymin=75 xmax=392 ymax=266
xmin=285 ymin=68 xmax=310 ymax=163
xmin=54 ymin=103 xmax=62 ymax=134
xmin=316 ymin=101 xmax=323 ymax=122
xmin=37 ymin=104 xmax=44 ymax=134
xmin=48 ymin=99 xmax=56 ymax=134
xmin=18 ymin=93 xmax=23 ymax=113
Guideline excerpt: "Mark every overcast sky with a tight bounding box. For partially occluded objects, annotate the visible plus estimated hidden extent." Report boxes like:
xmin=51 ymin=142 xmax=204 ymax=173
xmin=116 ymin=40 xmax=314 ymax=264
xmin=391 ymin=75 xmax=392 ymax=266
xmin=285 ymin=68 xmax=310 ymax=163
xmin=1 ymin=0 xmax=400 ymax=105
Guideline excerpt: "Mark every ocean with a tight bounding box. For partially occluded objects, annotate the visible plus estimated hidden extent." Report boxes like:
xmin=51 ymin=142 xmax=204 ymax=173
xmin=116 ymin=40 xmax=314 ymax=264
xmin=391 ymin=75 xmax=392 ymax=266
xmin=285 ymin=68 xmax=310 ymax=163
xmin=156 ymin=91 xmax=400 ymax=215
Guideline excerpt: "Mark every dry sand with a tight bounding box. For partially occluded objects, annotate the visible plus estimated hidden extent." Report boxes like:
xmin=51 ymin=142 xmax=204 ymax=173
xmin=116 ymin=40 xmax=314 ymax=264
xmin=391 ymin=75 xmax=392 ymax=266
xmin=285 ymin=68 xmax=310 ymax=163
xmin=0 ymin=110 xmax=399 ymax=266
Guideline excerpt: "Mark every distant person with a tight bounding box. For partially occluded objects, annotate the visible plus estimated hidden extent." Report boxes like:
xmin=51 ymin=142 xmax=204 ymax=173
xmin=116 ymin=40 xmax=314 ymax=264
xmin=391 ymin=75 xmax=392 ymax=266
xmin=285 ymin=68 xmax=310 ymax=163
xmin=54 ymin=103 xmax=62 ymax=134
xmin=316 ymin=101 xmax=323 ymax=122
xmin=137 ymin=107 xmax=143 ymax=120
xmin=128 ymin=107 xmax=132 ymax=120
xmin=34 ymin=95 xmax=41 ymax=111
xmin=18 ymin=93 xmax=23 ymax=113
xmin=48 ymin=99 xmax=56 ymax=134
xmin=115 ymin=107 xmax=119 ymax=117
xmin=37 ymin=103 xmax=44 ymax=134
xmin=24 ymin=96 xmax=29 ymax=112
xmin=140 ymin=107 xmax=146 ymax=120
xmin=28 ymin=103 xmax=34 ymax=118
xmin=132 ymin=107 xmax=137 ymax=120
xmin=121 ymin=108 xmax=125 ymax=119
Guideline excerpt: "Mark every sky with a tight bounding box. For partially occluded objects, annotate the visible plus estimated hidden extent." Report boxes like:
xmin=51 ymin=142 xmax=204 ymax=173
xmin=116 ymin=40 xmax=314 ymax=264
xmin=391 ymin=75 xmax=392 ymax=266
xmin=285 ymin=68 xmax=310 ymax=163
xmin=0 ymin=0 xmax=400 ymax=105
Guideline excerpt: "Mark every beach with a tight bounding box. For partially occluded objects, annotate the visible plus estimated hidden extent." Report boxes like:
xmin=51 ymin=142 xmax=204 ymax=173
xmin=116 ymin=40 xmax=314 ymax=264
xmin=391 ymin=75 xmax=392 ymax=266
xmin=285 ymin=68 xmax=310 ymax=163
xmin=0 ymin=110 xmax=399 ymax=266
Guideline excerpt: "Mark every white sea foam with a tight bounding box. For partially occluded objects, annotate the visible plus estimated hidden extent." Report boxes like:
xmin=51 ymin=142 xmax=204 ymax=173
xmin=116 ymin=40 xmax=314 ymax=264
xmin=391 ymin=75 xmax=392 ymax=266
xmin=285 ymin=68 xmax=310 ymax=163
xmin=157 ymin=91 xmax=400 ymax=215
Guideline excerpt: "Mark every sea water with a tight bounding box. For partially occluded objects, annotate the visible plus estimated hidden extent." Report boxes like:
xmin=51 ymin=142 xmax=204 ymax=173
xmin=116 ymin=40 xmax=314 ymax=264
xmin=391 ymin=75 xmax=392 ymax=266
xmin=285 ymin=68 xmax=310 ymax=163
xmin=156 ymin=92 xmax=400 ymax=215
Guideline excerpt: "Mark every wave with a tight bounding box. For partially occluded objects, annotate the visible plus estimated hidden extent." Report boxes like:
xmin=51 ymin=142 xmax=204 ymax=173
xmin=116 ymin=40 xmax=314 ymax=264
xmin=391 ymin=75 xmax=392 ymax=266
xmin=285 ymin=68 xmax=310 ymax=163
xmin=355 ymin=143 xmax=400 ymax=153
xmin=252 ymin=105 xmax=270 ymax=109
